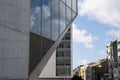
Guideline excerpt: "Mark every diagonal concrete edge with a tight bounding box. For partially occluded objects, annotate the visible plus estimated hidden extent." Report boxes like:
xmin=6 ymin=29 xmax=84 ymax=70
xmin=28 ymin=15 xmax=77 ymax=80
xmin=29 ymin=26 xmax=69 ymax=80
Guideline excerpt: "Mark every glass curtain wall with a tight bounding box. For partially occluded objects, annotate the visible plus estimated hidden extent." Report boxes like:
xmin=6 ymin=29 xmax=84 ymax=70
xmin=30 ymin=0 xmax=77 ymax=74
xmin=30 ymin=0 xmax=77 ymax=40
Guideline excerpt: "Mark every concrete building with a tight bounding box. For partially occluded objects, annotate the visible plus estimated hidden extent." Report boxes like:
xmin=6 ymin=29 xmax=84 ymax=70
xmin=39 ymin=28 xmax=72 ymax=80
xmin=92 ymin=59 xmax=108 ymax=80
xmin=113 ymin=38 xmax=120 ymax=80
xmin=0 ymin=0 xmax=30 ymax=79
xmin=107 ymin=41 xmax=118 ymax=80
xmin=0 ymin=0 xmax=78 ymax=80
xmin=79 ymin=62 xmax=96 ymax=80
xmin=106 ymin=39 xmax=120 ymax=80
xmin=78 ymin=59 xmax=108 ymax=80
xmin=79 ymin=66 xmax=85 ymax=80
xmin=72 ymin=65 xmax=83 ymax=76
xmin=84 ymin=65 xmax=92 ymax=80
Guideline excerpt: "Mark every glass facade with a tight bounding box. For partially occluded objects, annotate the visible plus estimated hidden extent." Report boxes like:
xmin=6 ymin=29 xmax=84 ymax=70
xmin=30 ymin=0 xmax=77 ymax=41
xmin=56 ymin=27 xmax=71 ymax=76
xmin=30 ymin=0 xmax=77 ymax=75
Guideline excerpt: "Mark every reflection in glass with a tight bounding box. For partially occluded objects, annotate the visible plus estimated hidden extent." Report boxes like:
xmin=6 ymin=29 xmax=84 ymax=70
xmin=42 ymin=0 xmax=51 ymax=39
xmin=51 ymin=0 xmax=59 ymax=41
xmin=30 ymin=0 xmax=41 ymax=35
xmin=66 ymin=7 xmax=71 ymax=25
xmin=31 ymin=0 xmax=77 ymax=41
xmin=61 ymin=0 xmax=66 ymax=3
xmin=30 ymin=0 xmax=77 ymax=76
xmin=60 ymin=1 xmax=66 ymax=34
xmin=66 ymin=0 xmax=71 ymax=8
xmin=72 ymin=0 xmax=77 ymax=13
xmin=72 ymin=12 xmax=76 ymax=20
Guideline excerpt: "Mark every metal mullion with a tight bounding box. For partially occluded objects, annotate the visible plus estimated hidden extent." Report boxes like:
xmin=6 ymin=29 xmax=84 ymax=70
xmin=50 ymin=0 xmax=52 ymax=44
xmin=65 ymin=0 xmax=67 ymax=28
xmin=58 ymin=0 xmax=60 ymax=37
xmin=41 ymin=0 xmax=43 ymax=57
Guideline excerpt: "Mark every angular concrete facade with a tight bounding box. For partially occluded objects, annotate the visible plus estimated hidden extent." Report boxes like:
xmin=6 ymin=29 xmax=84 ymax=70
xmin=0 ymin=0 xmax=78 ymax=80
xmin=38 ymin=27 xmax=72 ymax=80
xmin=0 ymin=0 xmax=30 ymax=80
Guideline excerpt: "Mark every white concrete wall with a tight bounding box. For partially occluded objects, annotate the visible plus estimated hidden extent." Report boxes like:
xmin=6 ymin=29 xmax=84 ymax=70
xmin=39 ymin=51 xmax=56 ymax=78
xmin=0 ymin=0 xmax=30 ymax=79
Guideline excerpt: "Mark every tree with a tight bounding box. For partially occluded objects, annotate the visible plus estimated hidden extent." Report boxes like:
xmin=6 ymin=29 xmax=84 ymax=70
xmin=72 ymin=75 xmax=83 ymax=80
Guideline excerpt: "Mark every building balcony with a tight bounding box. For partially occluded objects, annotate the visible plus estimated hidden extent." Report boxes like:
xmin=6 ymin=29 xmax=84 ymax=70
xmin=56 ymin=57 xmax=71 ymax=59
xmin=57 ymin=48 xmax=70 ymax=51
xmin=61 ymin=40 xmax=70 ymax=42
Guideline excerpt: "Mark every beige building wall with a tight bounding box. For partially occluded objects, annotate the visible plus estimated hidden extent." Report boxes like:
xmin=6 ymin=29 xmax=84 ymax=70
xmin=80 ymin=66 xmax=85 ymax=80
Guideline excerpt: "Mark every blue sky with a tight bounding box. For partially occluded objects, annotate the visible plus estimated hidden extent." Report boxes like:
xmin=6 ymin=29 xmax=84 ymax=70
xmin=73 ymin=0 xmax=120 ymax=69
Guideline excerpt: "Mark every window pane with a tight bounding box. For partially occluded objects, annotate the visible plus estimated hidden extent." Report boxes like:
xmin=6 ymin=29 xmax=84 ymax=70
xmin=72 ymin=11 xmax=76 ymax=20
xmin=60 ymin=1 xmax=66 ymax=34
xmin=66 ymin=7 xmax=71 ymax=26
xmin=72 ymin=0 xmax=77 ymax=13
xmin=51 ymin=0 xmax=59 ymax=41
xmin=64 ymin=51 xmax=71 ymax=57
xmin=30 ymin=0 xmax=41 ymax=35
xmin=118 ymin=44 xmax=120 ymax=49
xmin=42 ymin=0 xmax=51 ymax=39
xmin=66 ymin=0 xmax=71 ymax=8
xmin=56 ymin=66 xmax=71 ymax=76
xmin=61 ymin=0 xmax=66 ymax=3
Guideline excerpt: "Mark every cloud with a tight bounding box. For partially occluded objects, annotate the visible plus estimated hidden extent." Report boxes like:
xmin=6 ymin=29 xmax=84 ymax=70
xmin=73 ymin=23 xmax=98 ymax=49
xmin=106 ymin=29 xmax=120 ymax=38
xmin=78 ymin=0 xmax=120 ymax=27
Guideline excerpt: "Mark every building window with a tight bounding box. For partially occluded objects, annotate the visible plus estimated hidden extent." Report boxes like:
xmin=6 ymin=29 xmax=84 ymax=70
xmin=64 ymin=51 xmax=70 ymax=57
xmin=66 ymin=34 xmax=70 ymax=40
xmin=118 ymin=49 xmax=120 ymax=52
xmin=56 ymin=67 xmax=71 ymax=76
xmin=56 ymin=51 xmax=64 ymax=57
xmin=118 ymin=41 xmax=120 ymax=44
xmin=59 ymin=43 xmax=64 ymax=48
xmin=56 ymin=58 xmax=71 ymax=66
xmin=114 ymin=70 xmax=116 ymax=74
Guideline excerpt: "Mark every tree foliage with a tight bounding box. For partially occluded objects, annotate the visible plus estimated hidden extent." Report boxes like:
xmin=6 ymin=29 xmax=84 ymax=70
xmin=72 ymin=75 xmax=83 ymax=80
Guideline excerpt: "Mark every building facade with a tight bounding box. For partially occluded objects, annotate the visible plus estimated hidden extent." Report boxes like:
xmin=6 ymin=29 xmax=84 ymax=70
xmin=56 ymin=28 xmax=71 ymax=77
xmin=113 ymin=39 xmax=120 ymax=80
xmin=78 ymin=59 xmax=108 ymax=80
xmin=92 ymin=59 xmax=108 ymax=80
xmin=107 ymin=41 xmax=117 ymax=80
xmin=72 ymin=65 xmax=83 ymax=77
xmin=0 ymin=0 xmax=30 ymax=79
xmin=0 ymin=0 xmax=78 ymax=80
xmin=39 ymin=27 xmax=72 ymax=80
xmin=107 ymin=39 xmax=120 ymax=80
xmin=79 ymin=66 xmax=85 ymax=80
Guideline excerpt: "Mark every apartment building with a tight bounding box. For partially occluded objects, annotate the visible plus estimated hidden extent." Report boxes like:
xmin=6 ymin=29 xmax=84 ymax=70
xmin=107 ymin=39 xmax=120 ymax=80
xmin=113 ymin=39 xmax=120 ymax=80
xmin=107 ymin=41 xmax=117 ymax=80
xmin=78 ymin=59 xmax=108 ymax=80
